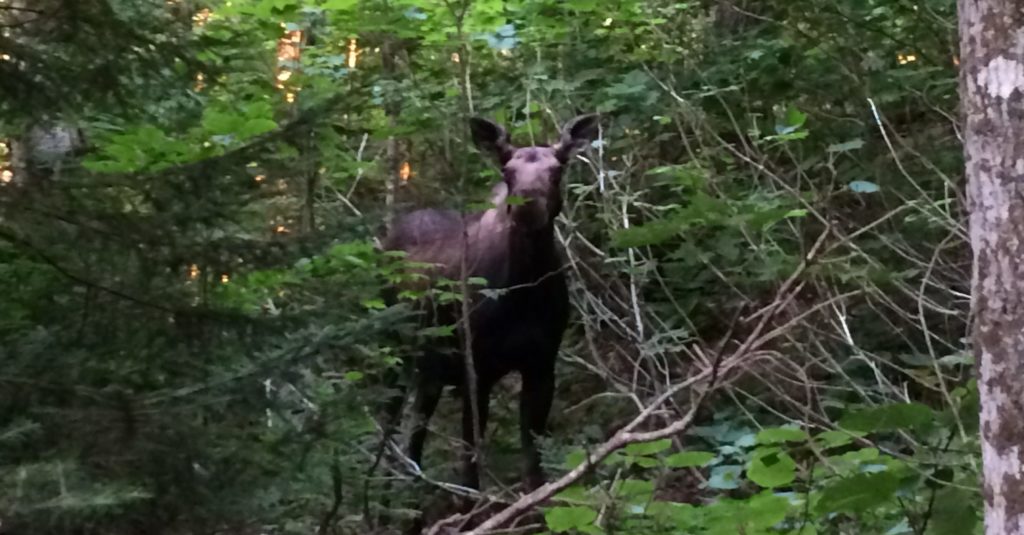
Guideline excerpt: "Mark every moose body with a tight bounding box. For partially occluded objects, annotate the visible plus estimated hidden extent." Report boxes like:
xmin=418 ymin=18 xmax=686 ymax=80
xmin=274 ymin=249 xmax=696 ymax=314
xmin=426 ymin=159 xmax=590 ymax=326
xmin=383 ymin=114 xmax=598 ymax=490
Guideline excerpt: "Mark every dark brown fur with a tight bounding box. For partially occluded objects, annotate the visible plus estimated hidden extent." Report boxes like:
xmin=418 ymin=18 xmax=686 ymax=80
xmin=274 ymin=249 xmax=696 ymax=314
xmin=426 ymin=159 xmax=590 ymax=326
xmin=383 ymin=114 xmax=599 ymax=492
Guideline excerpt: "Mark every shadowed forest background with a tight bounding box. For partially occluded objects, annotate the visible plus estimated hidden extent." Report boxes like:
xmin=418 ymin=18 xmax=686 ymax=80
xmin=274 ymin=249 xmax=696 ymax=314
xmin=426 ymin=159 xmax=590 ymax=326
xmin=0 ymin=0 xmax=979 ymax=534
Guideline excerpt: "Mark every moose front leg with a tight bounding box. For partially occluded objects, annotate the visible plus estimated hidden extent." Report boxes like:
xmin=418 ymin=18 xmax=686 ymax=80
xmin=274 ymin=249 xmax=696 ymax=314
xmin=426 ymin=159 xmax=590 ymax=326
xmin=460 ymin=379 xmax=491 ymax=490
xmin=520 ymin=368 xmax=555 ymax=490
xmin=408 ymin=377 xmax=443 ymax=469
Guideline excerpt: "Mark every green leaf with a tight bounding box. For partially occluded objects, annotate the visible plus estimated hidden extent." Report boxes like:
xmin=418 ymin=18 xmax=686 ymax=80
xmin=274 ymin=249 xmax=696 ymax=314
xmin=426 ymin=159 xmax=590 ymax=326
xmin=814 ymin=430 xmax=863 ymax=449
xmin=704 ymin=492 xmax=791 ymax=532
xmin=840 ymin=402 xmax=933 ymax=432
xmin=827 ymin=139 xmax=865 ymax=152
xmin=417 ymin=325 xmax=455 ymax=338
xmin=747 ymin=491 xmax=792 ymax=528
xmin=624 ymin=438 xmax=672 ymax=456
xmin=553 ymin=485 xmax=592 ymax=505
xmin=321 ymin=0 xmax=358 ymax=9
xmin=251 ymin=0 xmax=297 ymax=17
xmin=564 ymin=449 xmax=587 ymax=469
xmin=646 ymin=501 xmax=698 ymax=529
xmin=568 ymin=0 xmax=600 ymax=10
xmin=747 ymin=449 xmax=796 ymax=488
xmin=708 ymin=465 xmax=743 ymax=489
xmin=615 ymin=479 xmax=655 ymax=503
xmin=646 ymin=163 xmax=706 ymax=189
xmin=361 ymin=298 xmax=386 ymax=310
xmin=612 ymin=218 xmax=681 ymax=248
xmin=836 ymin=447 xmax=880 ymax=464
xmin=785 ymin=106 xmax=807 ymax=128
xmin=774 ymin=130 xmax=809 ymax=141
xmin=938 ymin=352 xmax=973 ymax=368
xmin=631 ymin=456 xmax=658 ymax=468
xmin=202 ymin=110 xmax=243 ymax=135
xmin=756 ymin=427 xmax=808 ymax=444
xmin=664 ymin=451 xmax=715 ymax=468
xmin=926 ymin=487 xmax=979 ymax=535
xmin=545 ymin=506 xmax=598 ymax=533
xmin=343 ymin=371 xmax=364 ymax=382
xmin=815 ymin=471 xmax=901 ymax=514
xmin=848 ymin=180 xmax=880 ymax=193
xmin=240 ymin=118 xmax=278 ymax=137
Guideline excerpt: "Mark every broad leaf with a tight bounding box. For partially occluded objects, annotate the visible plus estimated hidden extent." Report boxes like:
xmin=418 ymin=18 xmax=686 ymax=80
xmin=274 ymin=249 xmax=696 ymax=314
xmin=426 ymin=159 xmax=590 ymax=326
xmin=827 ymin=139 xmax=865 ymax=152
xmin=815 ymin=472 xmax=900 ymax=513
xmin=926 ymin=487 xmax=980 ymax=535
xmin=665 ymin=451 xmax=716 ymax=468
xmin=840 ymin=403 xmax=933 ymax=432
xmin=756 ymin=427 xmax=808 ymax=444
xmin=747 ymin=449 xmax=797 ymax=488
xmin=545 ymin=506 xmax=598 ymax=533
xmin=848 ymin=180 xmax=880 ymax=193
xmin=708 ymin=465 xmax=743 ymax=490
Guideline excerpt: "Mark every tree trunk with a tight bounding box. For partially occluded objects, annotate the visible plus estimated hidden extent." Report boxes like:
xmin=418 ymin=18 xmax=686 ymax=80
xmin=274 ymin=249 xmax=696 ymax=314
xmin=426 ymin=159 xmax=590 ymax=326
xmin=959 ymin=1 xmax=1024 ymax=533
xmin=1 ymin=1 xmax=86 ymax=185
xmin=381 ymin=37 xmax=406 ymax=234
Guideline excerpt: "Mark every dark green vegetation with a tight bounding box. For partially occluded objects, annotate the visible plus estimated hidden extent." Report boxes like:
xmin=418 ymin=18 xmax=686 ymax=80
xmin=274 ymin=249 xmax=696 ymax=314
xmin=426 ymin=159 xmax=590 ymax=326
xmin=0 ymin=1 xmax=978 ymax=534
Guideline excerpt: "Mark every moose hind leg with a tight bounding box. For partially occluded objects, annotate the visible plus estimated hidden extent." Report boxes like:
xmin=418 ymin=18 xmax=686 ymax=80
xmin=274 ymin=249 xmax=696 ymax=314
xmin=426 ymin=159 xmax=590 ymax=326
xmin=520 ymin=368 xmax=555 ymax=490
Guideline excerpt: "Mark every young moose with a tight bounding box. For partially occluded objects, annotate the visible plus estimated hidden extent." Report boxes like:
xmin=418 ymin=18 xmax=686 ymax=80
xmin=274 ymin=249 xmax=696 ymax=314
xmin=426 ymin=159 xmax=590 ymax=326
xmin=383 ymin=114 xmax=599 ymax=491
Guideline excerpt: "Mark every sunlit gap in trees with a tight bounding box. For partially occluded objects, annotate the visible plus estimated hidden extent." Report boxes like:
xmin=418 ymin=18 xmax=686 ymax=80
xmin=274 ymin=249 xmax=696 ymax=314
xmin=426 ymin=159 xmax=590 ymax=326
xmin=267 ymin=23 xmax=304 ymax=236
xmin=897 ymin=52 xmax=918 ymax=65
xmin=277 ymin=24 xmax=303 ymax=104
xmin=0 ymin=140 xmax=11 ymax=183
xmin=187 ymin=5 xmax=212 ymax=91
xmin=192 ymin=8 xmax=211 ymax=27
xmin=347 ymin=38 xmax=359 ymax=69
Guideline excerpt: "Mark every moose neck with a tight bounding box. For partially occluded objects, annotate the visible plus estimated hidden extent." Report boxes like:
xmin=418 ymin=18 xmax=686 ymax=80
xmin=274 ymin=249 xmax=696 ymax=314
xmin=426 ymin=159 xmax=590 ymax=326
xmin=505 ymin=219 xmax=559 ymax=286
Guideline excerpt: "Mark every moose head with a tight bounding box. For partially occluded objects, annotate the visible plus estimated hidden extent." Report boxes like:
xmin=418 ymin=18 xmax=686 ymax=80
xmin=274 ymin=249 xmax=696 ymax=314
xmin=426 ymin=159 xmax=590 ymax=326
xmin=469 ymin=114 xmax=600 ymax=231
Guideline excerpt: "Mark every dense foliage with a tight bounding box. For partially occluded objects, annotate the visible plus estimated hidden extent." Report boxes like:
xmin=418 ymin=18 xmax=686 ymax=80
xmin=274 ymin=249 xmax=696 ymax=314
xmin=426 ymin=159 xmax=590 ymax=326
xmin=0 ymin=0 xmax=978 ymax=534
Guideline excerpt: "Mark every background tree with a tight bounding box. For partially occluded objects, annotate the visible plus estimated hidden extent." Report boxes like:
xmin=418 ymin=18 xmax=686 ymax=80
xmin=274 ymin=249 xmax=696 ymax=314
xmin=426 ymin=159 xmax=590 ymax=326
xmin=959 ymin=0 xmax=1024 ymax=533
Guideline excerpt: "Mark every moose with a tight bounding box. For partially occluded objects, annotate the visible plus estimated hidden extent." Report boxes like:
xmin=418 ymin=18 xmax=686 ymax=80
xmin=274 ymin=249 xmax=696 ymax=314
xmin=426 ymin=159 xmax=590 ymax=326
xmin=382 ymin=114 xmax=599 ymax=492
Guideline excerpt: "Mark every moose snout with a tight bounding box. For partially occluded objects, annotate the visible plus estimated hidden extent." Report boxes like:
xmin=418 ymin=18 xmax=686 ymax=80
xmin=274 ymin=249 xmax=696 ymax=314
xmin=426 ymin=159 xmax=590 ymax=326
xmin=510 ymin=190 xmax=552 ymax=229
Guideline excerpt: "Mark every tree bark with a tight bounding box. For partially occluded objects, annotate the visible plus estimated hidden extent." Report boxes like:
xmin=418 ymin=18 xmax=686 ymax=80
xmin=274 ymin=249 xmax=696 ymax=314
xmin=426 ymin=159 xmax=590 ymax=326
xmin=380 ymin=37 xmax=406 ymax=234
xmin=959 ymin=1 xmax=1024 ymax=533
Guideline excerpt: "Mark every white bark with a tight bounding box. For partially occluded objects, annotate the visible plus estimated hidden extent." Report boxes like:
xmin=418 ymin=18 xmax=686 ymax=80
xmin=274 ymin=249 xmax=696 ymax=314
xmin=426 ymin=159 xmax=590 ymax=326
xmin=2 ymin=0 xmax=83 ymax=184
xmin=959 ymin=1 xmax=1024 ymax=533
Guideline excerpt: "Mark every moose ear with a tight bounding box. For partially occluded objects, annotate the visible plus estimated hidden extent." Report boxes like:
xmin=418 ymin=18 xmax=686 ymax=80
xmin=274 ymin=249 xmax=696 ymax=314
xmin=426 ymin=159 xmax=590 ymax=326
xmin=470 ymin=117 xmax=513 ymax=164
xmin=554 ymin=113 xmax=599 ymax=163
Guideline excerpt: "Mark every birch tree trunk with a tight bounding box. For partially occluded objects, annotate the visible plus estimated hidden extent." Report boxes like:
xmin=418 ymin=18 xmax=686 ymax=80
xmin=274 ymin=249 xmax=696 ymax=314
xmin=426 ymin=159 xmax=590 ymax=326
xmin=959 ymin=1 xmax=1024 ymax=533
xmin=2 ymin=0 xmax=84 ymax=185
